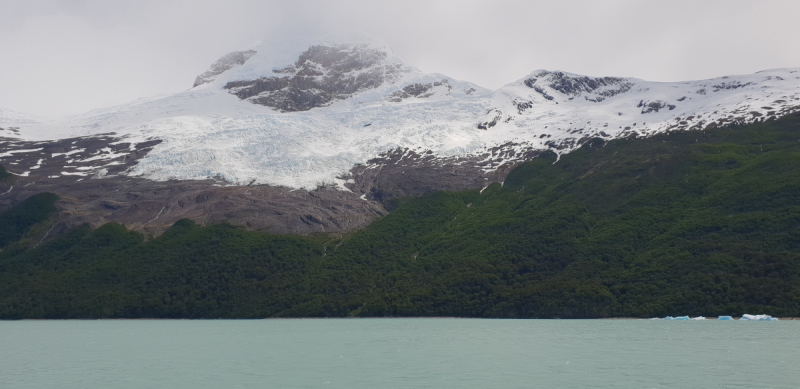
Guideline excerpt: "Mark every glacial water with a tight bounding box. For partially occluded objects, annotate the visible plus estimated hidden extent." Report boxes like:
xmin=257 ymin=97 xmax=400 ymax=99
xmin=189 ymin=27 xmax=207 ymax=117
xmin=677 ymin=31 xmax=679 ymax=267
xmin=1 ymin=319 xmax=798 ymax=388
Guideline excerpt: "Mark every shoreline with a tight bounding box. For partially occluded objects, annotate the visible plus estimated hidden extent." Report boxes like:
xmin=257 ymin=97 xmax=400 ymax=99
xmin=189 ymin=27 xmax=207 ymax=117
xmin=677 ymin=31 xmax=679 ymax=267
xmin=7 ymin=316 xmax=800 ymax=321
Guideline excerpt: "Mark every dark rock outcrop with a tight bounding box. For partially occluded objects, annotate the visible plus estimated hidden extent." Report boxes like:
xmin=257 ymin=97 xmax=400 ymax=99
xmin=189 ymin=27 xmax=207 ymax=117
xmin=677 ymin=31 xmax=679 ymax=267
xmin=526 ymin=71 xmax=632 ymax=98
xmin=224 ymin=44 xmax=407 ymax=112
xmin=342 ymin=143 xmax=542 ymax=205
xmin=386 ymin=80 xmax=450 ymax=102
xmin=478 ymin=109 xmax=502 ymax=130
xmin=637 ymin=100 xmax=677 ymax=114
xmin=193 ymin=50 xmax=257 ymax=87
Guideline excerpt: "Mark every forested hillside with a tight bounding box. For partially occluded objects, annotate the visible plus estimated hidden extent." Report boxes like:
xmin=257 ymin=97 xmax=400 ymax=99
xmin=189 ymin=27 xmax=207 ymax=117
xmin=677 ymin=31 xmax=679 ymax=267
xmin=1 ymin=114 xmax=799 ymax=319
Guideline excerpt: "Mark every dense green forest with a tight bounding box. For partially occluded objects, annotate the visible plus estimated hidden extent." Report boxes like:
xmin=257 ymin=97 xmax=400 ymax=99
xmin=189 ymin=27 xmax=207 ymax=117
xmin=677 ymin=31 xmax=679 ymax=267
xmin=1 ymin=114 xmax=799 ymax=319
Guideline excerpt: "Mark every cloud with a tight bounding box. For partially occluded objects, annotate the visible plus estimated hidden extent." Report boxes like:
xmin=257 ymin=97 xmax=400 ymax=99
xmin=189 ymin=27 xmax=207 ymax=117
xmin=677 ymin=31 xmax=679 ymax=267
xmin=1 ymin=0 xmax=798 ymax=116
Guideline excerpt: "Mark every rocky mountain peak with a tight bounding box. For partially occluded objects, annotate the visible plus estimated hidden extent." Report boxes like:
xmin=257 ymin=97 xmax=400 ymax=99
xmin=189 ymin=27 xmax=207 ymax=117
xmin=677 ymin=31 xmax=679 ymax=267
xmin=283 ymin=43 xmax=390 ymax=74
xmin=193 ymin=50 xmax=257 ymax=87
xmin=222 ymin=43 xmax=410 ymax=112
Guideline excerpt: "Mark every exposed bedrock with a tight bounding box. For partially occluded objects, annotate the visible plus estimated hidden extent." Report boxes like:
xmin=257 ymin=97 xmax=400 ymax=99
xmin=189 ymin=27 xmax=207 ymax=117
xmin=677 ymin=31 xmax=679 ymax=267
xmin=194 ymin=50 xmax=257 ymax=87
xmin=525 ymin=70 xmax=633 ymax=98
xmin=0 ymin=173 xmax=388 ymax=238
xmin=343 ymin=143 xmax=543 ymax=205
xmin=224 ymin=43 xmax=406 ymax=112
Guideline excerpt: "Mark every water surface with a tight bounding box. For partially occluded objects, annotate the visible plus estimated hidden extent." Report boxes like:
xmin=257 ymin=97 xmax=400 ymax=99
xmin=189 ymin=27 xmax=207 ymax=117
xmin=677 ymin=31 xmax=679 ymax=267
xmin=1 ymin=319 xmax=798 ymax=388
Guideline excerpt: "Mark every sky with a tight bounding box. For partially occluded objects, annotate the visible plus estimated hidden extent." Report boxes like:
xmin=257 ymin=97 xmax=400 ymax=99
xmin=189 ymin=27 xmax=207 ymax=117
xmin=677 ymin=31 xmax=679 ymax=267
xmin=1 ymin=0 xmax=799 ymax=117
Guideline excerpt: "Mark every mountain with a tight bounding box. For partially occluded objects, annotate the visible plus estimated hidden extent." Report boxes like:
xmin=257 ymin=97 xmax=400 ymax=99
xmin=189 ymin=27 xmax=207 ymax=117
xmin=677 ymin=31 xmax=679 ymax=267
xmin=1 ymin=39 xmax=799 ymax=237
xmin=1 ymin=112 xmax=798 ymax=319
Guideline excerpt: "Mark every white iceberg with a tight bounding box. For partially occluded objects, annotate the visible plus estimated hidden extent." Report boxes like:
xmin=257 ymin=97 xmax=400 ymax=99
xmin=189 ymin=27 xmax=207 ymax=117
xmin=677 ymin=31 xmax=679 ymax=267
xmin=690 ymin=316 xmax=706 ymax=320
xmin=739 ymin=314 xmax=778 ymax=321
xmin=665 ymin=316 xmax=691 ymax=320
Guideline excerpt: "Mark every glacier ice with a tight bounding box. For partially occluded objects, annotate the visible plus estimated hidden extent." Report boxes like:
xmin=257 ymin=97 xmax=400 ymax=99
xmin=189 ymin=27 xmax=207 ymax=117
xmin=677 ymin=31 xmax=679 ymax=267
xmin=655 ymin=315 xmax=781 ymax=321
xmin=3 ymin=38 xmax=800 ymax=191
xmin=739 ymin=314 xmax=778 ymax=321
xmin=664 ymin=316 xmax=691 ymax=320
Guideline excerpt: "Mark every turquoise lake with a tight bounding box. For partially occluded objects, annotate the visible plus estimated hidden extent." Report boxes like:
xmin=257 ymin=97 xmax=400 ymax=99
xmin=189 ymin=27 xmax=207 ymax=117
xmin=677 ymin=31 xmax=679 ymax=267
xmin=1 ymin=319 xmax=798 ymax=388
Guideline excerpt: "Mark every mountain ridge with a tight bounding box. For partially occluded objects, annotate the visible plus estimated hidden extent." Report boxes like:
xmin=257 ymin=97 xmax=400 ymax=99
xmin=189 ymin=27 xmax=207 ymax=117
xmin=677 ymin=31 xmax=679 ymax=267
xmin=1 ymin=39 xmax=799 ymax=236
xmin=2 ymin=112 xmax=798 ymax=319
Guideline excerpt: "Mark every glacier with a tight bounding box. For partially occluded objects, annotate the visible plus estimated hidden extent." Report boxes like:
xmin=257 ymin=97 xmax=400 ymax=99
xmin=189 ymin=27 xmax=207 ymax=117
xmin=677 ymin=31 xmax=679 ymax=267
xmin=2 ymin=37 xmax=799 ymax=191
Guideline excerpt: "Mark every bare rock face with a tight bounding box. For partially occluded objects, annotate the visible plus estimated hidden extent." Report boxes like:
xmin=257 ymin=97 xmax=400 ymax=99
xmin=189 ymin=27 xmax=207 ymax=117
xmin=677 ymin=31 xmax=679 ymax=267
xmin=525 ymin=71 xmax=633 ymax=101
xmin=36 ymin=177 xmax=386 ymax=236
xmin=342 ymin=144 xmax=543 ymax=205
xmin=193 ymin=50 xmax=257 ymax=87
xmin=386 ymin=80 xmax=451 ymax=102
xmin=0 ymin=134 xmax=161 ymax=180
xmin=638 ymin=100 xmax=676 ymax=114
xmin=224 ymin=44 xmax=408 ymax=112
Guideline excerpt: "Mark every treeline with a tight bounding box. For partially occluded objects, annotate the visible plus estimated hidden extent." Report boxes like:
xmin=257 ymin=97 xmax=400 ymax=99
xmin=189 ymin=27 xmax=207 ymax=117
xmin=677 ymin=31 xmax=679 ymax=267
xmin=1 ymin=114 xmax=799 ymax=319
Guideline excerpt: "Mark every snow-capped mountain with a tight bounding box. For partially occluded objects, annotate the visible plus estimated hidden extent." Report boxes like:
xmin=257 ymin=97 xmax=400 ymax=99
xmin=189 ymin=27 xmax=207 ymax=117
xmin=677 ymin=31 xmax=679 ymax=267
xmin=1 ymin=38 xmax=799 ymax=235
xmin=6 ymin=40 xmax=491 ymax=189
xmin=468 ymin=68 xmax=800 ymax=165
xmin=6 ymin=40 xmax=800 ymax=190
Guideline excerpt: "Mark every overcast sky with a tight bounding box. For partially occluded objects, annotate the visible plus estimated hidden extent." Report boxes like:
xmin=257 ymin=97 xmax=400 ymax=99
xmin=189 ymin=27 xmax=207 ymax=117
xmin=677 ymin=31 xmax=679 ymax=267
xmin=1 ymin=0 xmax=799 ymax=117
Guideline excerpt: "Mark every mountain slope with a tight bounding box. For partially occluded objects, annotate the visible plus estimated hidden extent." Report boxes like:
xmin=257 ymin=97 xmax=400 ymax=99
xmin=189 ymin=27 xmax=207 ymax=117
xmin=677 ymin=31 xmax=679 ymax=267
xmin=0 ymin=107 xmax=42 ymax=137
xmin=5 ymin=41 xmax=798 ymax=190
xmin=1 ymin=113 xmax=798 ymax=319
xmin=0 ymin=39 xmax=799 ymax=236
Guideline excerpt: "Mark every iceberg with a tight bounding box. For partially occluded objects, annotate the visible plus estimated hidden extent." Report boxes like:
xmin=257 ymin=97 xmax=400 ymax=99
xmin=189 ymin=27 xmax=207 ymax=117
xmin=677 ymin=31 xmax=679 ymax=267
xmin=664 ymin=316 xmax=690 ymax=320
xmin=717 ymin=316 xmax=734 ymax=320
xmin=739 ymin=314 xmax=778 ymax=321
xmin=690 ymin=316 xmax=706 ymax=320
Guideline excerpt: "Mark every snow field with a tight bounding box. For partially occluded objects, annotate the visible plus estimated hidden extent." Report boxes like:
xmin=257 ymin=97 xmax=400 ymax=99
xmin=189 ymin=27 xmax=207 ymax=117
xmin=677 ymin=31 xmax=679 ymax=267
xmin=2 ymin=40 xmax=799 ymax=191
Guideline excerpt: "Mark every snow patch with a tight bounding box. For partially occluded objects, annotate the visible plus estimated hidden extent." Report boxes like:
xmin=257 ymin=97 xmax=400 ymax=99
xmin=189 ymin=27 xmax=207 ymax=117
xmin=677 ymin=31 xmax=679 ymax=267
xmin=51 ymin=149 xmax=84 ymax=158
xmin=0 ymin=148 xmax=43 ymax=158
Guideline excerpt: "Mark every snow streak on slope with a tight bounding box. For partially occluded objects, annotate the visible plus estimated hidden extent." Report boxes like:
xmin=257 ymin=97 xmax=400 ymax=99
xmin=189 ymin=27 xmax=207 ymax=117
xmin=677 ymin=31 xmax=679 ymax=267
xmin=6 ymin=39 xmax=800 ymax=190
